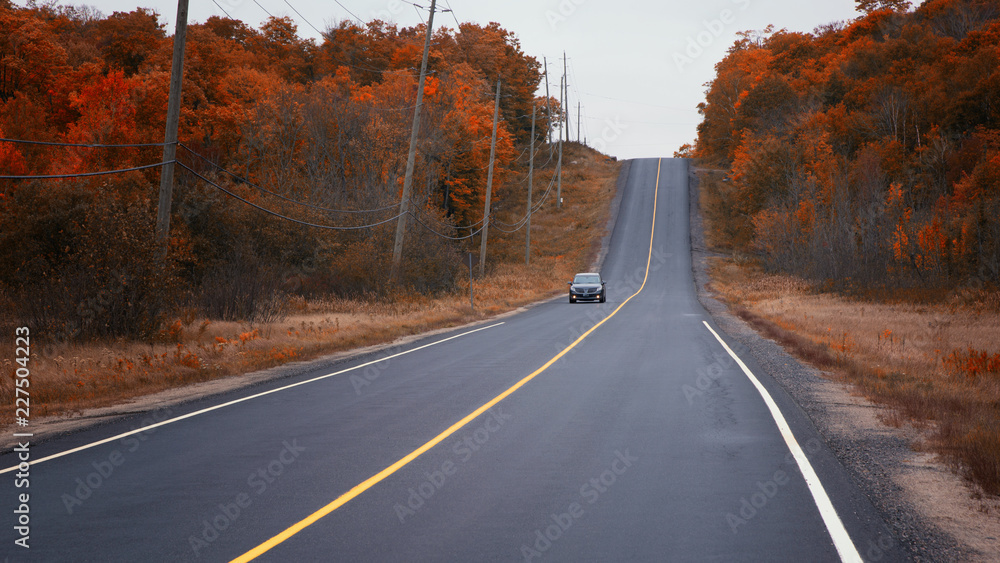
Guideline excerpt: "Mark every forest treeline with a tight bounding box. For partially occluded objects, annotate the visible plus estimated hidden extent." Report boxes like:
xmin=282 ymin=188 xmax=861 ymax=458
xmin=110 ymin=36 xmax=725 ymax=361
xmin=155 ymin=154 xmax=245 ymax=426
xmin=693 ymin=0 xmax=1000 ymax=292
xmin=0 ymin=1 xmax=557 ymax=340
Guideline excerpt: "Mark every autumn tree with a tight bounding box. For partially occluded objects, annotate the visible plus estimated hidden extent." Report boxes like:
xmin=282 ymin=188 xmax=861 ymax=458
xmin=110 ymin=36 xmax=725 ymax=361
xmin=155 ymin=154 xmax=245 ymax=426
xmin=93 ymin=8 xmax=164 ymax=76
xmin=693 ymin=0 xmax=1000 ymax=289
xmin=0 ymin=4 xmax=68 ymax=102
xmin=856 ymin=0 xmax=912 ymax=15
xmin=0 ymin=3 xmax=545 ymax=332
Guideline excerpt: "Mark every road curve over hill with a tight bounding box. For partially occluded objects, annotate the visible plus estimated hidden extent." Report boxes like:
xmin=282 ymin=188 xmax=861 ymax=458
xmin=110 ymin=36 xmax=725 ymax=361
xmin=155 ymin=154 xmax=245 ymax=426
xmin=3 ymin=158 xmax=905 ymax=562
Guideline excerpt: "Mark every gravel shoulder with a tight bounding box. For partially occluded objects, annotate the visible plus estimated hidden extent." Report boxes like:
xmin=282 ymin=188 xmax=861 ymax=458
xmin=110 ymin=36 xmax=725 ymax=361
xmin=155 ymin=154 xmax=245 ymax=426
xmin=689 ymin=167 xmax=1000 ymax=562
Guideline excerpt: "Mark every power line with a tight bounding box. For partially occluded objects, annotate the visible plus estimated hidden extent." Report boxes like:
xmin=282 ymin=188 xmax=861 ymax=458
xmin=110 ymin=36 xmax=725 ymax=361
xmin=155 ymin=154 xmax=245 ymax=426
xmin=411 ymin=206 xmax=486 ymax=231
xmin=0 ymin=138 xmax=173 ymax=148
xmin=443 ymin=0 xmax=462 ymax=29
xmin=332 ymin=0 xmax=364 ymax=25
xmin=181 ymin=160 xmax=491 ymax=240
xmin=283 ymin=0 xmax=325 ymax=37
xmin=180 ymin=161 xmax=487 ymax=239
xmin=178 ymin=144 xmax=400 ymax=214
xmin=0 ymin=161 xmax=171 ymax=180
xmin=211 ymin=0 xmax=233 ymax=19
xmin=252 ymin=0 xmax=275 ymax=19
xmin=491 ymin=169 xmax=558 ymax=232
xmin=408 ymin=209 xmax=487 ymax=240
xmin=176 ymin=162 xmax=407 ymax=230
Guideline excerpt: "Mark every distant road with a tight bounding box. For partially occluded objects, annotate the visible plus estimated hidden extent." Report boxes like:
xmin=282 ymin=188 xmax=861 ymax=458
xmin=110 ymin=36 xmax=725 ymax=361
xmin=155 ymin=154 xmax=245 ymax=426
xmin=3 ymin=158 xmax=904 ymax=562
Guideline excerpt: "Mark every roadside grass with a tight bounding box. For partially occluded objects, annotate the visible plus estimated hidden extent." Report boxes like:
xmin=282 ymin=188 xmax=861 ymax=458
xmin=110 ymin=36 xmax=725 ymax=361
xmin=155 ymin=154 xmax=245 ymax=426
xmin=0 ymin=143 xmax=619 ymax=426
xmin=697 ymin=166 xmax=1000 ymax=497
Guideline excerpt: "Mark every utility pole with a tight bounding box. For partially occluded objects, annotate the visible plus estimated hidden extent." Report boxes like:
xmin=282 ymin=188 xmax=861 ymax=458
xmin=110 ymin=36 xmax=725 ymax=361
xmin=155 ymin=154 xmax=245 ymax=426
xmin=563 ymin=52 xmax=569 ymax=143
xmin=577 ymin=101 xmax=581 ymax=144
xmin=556 ymin=75 xmax=563 ymax=209
xmin=155 ymin=0 xmax=189 ymax=243
xmin=478 ymin=79 xmax=501 ymax=278
xmin=390 ymin=0 xmax=436 ymax=282
xmin=544 ymin=57 xmax=552 ymax=159
xmin=526 ymin=102 xmax=535 ymax=265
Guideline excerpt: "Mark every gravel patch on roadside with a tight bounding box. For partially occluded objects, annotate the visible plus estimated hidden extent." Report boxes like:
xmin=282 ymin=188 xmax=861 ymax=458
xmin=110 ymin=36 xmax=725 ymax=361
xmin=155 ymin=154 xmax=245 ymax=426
xmin=688 ymin=167 xmax=998 ymax=562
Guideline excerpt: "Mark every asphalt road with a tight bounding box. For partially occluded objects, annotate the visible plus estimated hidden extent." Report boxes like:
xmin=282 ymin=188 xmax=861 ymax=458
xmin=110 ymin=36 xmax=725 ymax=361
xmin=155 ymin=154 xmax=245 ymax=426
xmin=2 ymin=158 xmax=906 ymax=562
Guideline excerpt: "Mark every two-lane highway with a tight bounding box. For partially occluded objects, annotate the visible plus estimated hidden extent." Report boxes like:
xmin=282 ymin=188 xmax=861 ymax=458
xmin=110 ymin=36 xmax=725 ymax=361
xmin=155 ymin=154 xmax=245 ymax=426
xmin=3 ymin=159 xmax=904 ymax=562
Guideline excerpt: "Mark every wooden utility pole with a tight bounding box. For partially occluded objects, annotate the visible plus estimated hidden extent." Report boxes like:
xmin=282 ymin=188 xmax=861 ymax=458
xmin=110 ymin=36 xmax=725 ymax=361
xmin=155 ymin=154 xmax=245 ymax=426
xmin=478 ymin=80 xmax=501 ymax=278
xmin=526 ymin=102 xmax=535 ymax=265
xmin=563 ymin=52 xmax=569 ymax=143
xmin=155 ymin=0 xmax=189 ymax=243
xmin=556 ymin=75 xmax=564 ymax=209
xmin=390 ymin=0 xmax=436 ymax=282
xmin=544 ymin=57 xmax=552 ymax=158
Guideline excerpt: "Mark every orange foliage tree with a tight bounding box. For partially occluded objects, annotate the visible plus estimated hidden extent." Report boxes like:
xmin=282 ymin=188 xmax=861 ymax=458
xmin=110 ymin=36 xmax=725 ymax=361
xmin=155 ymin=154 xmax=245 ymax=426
xmin=694 ymin=0 xmax=1000 ymax=290
xmin=0 ymin=2 xmax=552 ymax=337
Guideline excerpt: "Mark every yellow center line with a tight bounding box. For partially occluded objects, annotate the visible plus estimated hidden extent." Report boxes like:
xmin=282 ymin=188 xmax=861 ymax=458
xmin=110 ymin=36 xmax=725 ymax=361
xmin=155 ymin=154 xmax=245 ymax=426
xmin=231 ymin=158 xmax=662 ymax=562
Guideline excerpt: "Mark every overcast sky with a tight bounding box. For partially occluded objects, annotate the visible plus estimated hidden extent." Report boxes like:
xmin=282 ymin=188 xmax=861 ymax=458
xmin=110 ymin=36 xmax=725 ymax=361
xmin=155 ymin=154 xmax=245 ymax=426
xmin=48 ymin=0 xmax=867 ymax=159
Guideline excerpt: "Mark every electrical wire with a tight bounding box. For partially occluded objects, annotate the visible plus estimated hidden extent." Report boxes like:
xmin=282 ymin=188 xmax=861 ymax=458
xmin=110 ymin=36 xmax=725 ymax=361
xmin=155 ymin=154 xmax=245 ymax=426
xmin=283 ymin=0 xmax=325 ymax=37
xmin=0 ymin=138 xmax=173 ymax=148
xmin=253 ymin=0 xmax=275 ymax=19
xmin=408 ymin=209 xmax=487 ymax=240
xmin=488 ymin=217 xmax=525 ymax=234
xmin=0 ymin=161 xmax=171 ymax=180
xmin=211 ymin=0 xmax=233 ymax=19
xmin=176 ymin=162 xmax=407 ymax=231
xmin=177 ymin=144 xmax=400 ymax=214
xmin=443 ymin=0 xmax=461 ymax=30
xmin=181 ymin=160 xmax=489 ymax=240
xmin=491 ymin=169 xmax=558 ymax=231
xmin=411 ymin=206 xmax=485 ymax=230
xmin=333 ymin=0 xmax=364 ymax=24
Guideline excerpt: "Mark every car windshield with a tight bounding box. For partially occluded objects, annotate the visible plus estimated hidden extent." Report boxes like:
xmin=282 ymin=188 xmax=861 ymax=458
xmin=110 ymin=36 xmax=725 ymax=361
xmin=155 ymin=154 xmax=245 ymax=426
xmin=574 ymin=275 xmax=601 ymax=284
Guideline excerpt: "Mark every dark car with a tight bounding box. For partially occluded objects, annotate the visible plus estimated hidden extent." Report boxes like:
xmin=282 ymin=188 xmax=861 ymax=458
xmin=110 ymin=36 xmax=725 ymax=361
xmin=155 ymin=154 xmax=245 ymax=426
xmin=568 ymin=273 xmax=606 ymax=303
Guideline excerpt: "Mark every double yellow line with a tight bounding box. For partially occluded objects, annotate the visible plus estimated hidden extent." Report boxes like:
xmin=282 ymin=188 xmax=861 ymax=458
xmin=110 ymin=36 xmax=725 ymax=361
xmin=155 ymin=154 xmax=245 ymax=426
xmin=232 ymin=159 xmax=662 ymax=562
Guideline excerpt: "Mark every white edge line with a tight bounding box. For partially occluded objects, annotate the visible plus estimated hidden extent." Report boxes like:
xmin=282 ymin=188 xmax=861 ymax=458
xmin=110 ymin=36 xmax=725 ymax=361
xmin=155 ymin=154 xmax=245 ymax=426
xmin=702 ymin=320 xmax=862 ymax=563
xmin=0 ymin=322 xmax=506 ymax=474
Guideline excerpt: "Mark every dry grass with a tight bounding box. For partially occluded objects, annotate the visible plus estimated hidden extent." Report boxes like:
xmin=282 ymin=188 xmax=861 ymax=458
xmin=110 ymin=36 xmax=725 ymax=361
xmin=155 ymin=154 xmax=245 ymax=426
xmin=0 ymin=143 xmax=620 ymax=427
xmin=708 ymin=258 xmax=1000 ymax=496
